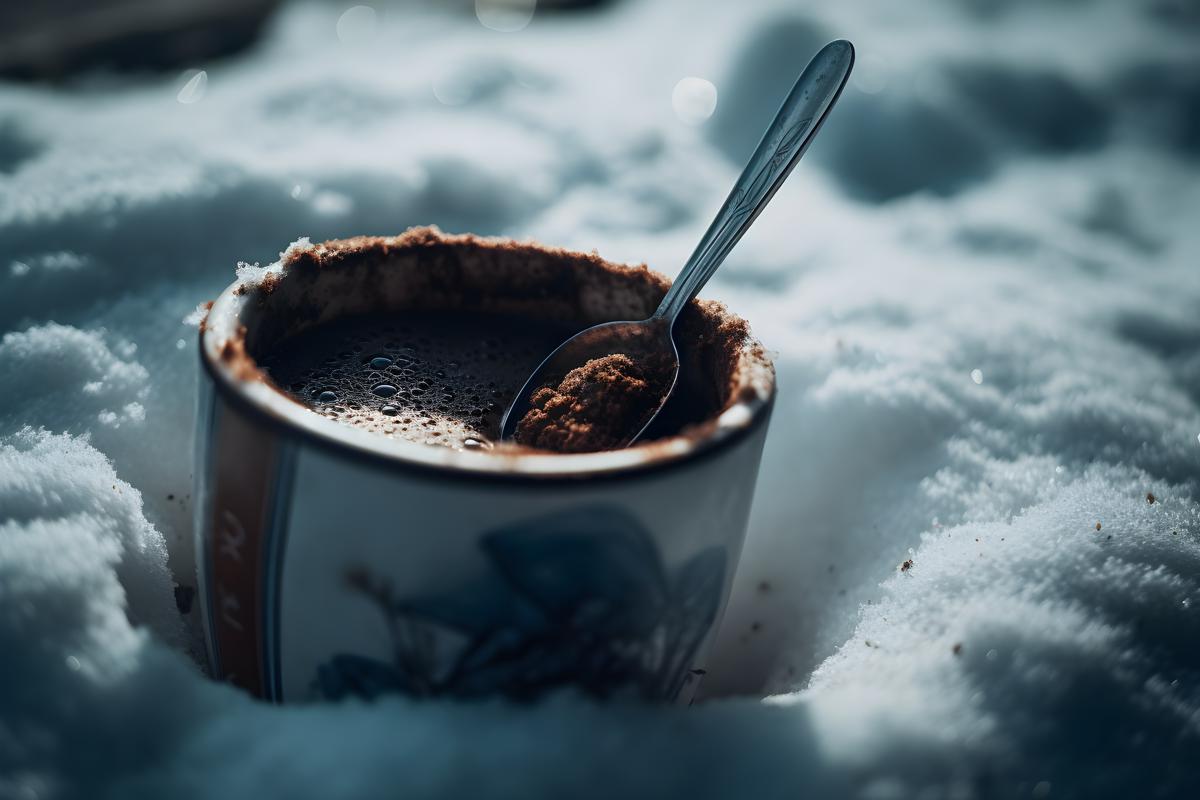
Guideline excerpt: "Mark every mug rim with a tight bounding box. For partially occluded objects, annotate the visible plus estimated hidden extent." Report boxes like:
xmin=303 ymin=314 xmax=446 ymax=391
xmin=199 ymin=230 xmax=776 ymax=484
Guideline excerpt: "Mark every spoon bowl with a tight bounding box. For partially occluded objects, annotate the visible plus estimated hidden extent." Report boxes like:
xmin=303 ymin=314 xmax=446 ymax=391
xmin=499 ymin=317 xmax=679 ymax=449
xmin=501 ymin=39 xmax=854 ymax=451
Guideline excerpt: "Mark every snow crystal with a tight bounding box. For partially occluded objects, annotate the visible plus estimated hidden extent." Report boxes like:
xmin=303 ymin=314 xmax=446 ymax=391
xmin=235 ymin=238 xmax=313 ymax=288
xmin=183 ymin=304 xmax=209 ymax=327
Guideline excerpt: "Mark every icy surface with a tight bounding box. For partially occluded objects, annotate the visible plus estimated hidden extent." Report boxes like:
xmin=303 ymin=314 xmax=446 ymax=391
xmin=1 ymin=0 xmax=1198 ymax=797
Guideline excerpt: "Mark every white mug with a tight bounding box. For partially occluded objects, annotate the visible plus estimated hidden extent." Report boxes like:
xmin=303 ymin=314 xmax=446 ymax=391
xmin=194 ymin=227 xmax=775 ymax=704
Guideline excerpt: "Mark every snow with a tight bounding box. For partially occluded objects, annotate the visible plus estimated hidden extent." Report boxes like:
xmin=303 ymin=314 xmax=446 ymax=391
xmin=1 ymin=0 xmax=1198 ymax=797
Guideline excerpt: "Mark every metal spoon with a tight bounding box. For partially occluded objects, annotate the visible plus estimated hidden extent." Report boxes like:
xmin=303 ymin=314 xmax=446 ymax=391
xmin=500 ymin=39 xmax=855 ymax=450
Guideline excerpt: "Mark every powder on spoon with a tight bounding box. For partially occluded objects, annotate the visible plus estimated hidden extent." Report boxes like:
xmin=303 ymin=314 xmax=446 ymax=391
xmin=514 ymin=353 xmax=675 ymax=453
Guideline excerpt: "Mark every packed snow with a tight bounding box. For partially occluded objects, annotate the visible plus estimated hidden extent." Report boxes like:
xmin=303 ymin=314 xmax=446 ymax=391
xmin=1 ymin=0 xmax=1198 ymax=797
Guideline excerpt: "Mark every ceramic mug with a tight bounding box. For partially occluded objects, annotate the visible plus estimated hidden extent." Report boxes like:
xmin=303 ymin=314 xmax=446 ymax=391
xmin=194 ymin=227 xmax=775 ymax=704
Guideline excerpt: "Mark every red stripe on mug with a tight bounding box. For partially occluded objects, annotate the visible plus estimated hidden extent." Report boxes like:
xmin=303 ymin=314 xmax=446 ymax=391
xmin=205 ymin=399 xmax=283 ymax=697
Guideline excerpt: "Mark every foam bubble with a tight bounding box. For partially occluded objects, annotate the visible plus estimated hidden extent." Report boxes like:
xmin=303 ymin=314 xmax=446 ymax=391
xmin=260 ymin=312 xmax=570 ymax=450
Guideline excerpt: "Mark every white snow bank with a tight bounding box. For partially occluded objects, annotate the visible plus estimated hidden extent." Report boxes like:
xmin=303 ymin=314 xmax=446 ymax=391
xmin=0 ymin=324 xmax=148 ymax=433
xmin=0 ymin=429 xmax=181 ymax=654
xmin=3 ymin=448 xmax=1193 ymax=799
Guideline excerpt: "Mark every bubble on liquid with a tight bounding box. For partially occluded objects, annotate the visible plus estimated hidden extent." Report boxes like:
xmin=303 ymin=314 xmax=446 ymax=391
xmin=672 ymin=77 xmax=717 ymax=125
xmin=462 ymin=436 xmax=494 ymax=451
xmin=263 ymin=312 xmax=570 ymax=451
xmin=177 ymin=70 xmax=208 ymax=104
xmin=971 ymin=368 xmax=984 ymax=385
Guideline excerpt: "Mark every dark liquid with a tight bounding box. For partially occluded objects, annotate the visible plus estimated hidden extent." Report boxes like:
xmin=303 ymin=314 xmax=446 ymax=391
xmin=260 ymin=312 xmax=574 ymax=449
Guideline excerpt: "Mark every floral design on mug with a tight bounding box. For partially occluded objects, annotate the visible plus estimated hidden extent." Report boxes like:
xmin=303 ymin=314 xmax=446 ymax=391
xmin=314 ymin=506 xmax=726 ymax=702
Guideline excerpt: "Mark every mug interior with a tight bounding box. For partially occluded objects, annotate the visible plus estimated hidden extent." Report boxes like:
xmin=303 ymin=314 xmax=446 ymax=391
xmin=201 ymin=227 xmax=774 ymax=477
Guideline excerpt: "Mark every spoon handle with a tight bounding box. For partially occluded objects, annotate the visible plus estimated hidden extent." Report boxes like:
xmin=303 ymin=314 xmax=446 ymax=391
xmin=652 ymin=39 xmax=854 ymax=324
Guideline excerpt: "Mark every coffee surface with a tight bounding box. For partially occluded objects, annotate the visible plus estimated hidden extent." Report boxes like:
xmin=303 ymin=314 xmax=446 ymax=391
xmin=260 ymin=312 xmax=574 ymax=450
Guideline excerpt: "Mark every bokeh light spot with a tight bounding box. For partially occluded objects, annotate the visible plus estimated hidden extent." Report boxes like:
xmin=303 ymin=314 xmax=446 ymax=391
xmin=476 ymin=0 xmax=536 ymax=33
xmin=336 ymin=5 xmax=378 ymax=44
xmin=176 ymin=70 xmax=207 ymax=104
xmin=672 ymin=77 xmax=718 ymax=125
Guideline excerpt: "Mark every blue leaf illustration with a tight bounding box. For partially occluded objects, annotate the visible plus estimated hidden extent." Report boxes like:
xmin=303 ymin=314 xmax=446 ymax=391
xmin=317 ymin=507 xmax=725 ymax=702
xmin=481 ymin=506 xmax=669 ymax=638
xmin=398 ymin=571 xmax=549 ymax=637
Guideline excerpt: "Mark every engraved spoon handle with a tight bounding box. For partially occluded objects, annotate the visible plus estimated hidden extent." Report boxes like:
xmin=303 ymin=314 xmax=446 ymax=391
xmin=652 ymin=40 xmax=855 ymax=324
